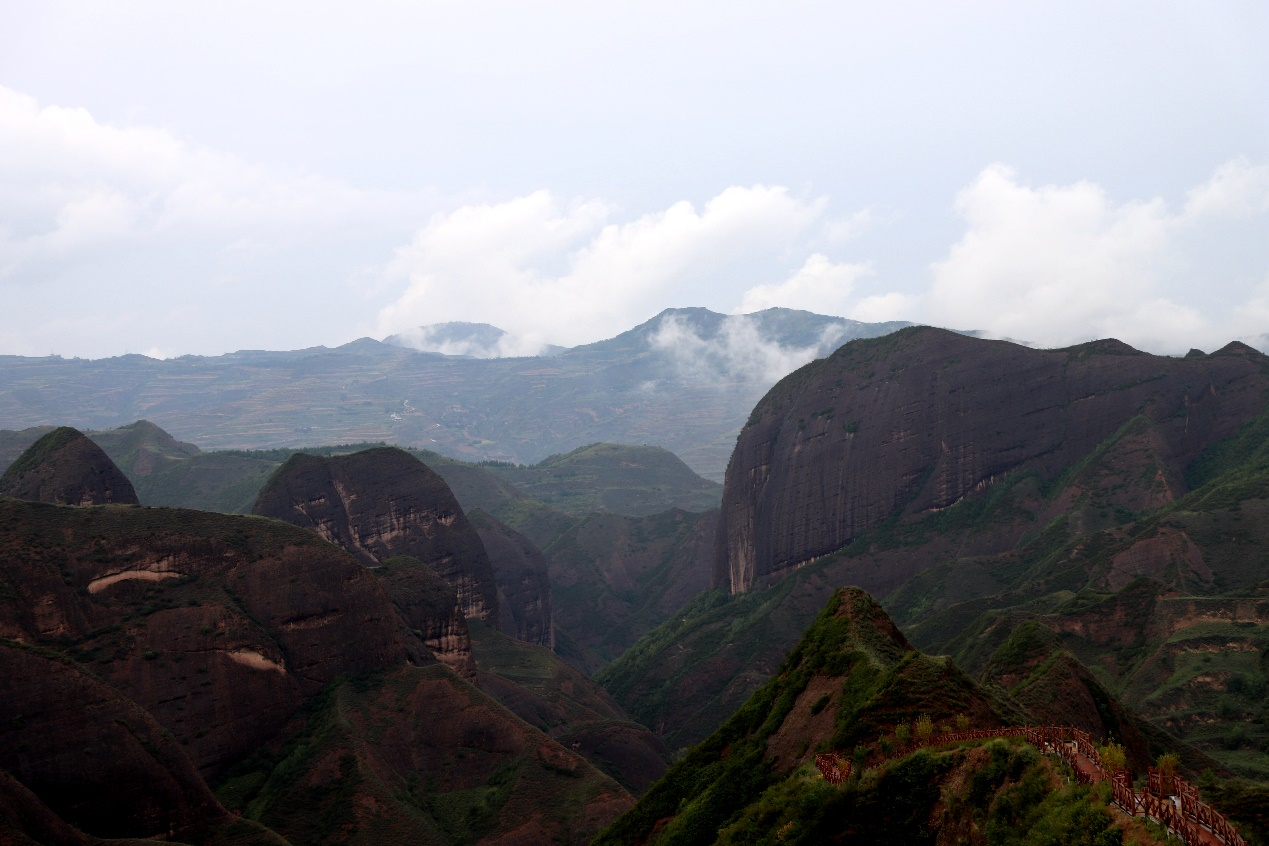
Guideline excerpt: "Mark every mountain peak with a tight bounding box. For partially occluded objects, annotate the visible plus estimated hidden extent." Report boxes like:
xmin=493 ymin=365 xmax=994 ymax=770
xmin=383 ymin=322 xmax=563 ymax=358
xmin=0 ymin=427 xmax=139 ymax=506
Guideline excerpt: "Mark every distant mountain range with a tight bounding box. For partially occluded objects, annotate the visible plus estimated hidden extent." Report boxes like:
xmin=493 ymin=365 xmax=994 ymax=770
xmin=0 ymin=307 xmax=909 ymax=480
xmin=383 ymin=321 xmax=568 ymax=358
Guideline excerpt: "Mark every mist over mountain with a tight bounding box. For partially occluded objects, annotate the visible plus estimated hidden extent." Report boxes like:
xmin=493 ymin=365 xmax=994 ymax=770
xmin=0 ymin=307 xmax=908 ymax=480
xmin=383 ymin=321 xmax=567 ymax=358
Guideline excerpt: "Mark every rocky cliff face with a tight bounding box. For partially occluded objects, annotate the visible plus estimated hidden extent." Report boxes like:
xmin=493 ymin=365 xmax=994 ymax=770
xmin=375 ymin=554 xmax=478 ymax=678
xmin=253 ymin=447 xmax=499 ymax=621
xmin=0 ymin=499 xmax=422 ymax=780
xmin=0 ymin=497 xmax=633 ymax=844
xmin=0 ymin=427 xmax=139 ymax=505
xmin=0 ymin=642 xmax=226 ymax=841
xmin=469 ymin=508 xmax=554 ymax=647
xmin=716 ymin=328 xmax=1269 ymax=593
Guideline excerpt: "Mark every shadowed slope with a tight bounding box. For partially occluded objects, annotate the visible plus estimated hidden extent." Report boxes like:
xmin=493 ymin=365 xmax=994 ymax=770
xmin=253 ymin=447 xmax=499 ymax=622
xmin=0 ymin=427 xmax=138 ymax=505
xmin=718 ymin=328 xmax=1269 ymax=594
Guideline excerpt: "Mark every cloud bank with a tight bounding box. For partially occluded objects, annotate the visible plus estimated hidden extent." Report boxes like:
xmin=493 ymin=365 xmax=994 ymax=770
xmin=3 ymin=79 xmax=1268 ymax=360
xmin=648 ymin=313 xmax=849 ymax=385
xmin=374 ymin=187 xmax=874 ymax=347
xmin=925 ymin=159 xmax=1269 ymax=354
xmin=0 ymin=84 xmax=431 ymax=357
xmin=376 ymin=158 xmax=1269 ymax=359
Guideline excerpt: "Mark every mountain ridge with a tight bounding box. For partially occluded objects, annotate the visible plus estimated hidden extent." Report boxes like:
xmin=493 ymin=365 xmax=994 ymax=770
xmin=0 ymin=308 xmax=908 ymax=480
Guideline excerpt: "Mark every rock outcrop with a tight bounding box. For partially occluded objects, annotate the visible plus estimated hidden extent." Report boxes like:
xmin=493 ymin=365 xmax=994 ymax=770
xmin=252 ymin=447 xmax=499 ymax=621
xmin=0 ymin=642 xmax=225 ymax=841
xmin=376 ymin=553 xmax=478 ymax=678
xmin=469 ymin=508 xmax=554 ymax=647
xmin=0 ymin=497 xmax=633 ymax=844
xmin=0 ymin=499 xmax=421 ymax=779
xmin=716 ymin=328 xmax=1269 ymax=593
xmin=0 ymin=427 xmax=139 ymax=505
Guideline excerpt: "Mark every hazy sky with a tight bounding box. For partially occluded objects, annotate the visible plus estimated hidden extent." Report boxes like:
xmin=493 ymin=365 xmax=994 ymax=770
xmin=2 ymin=1 xmax=1268 ymax=358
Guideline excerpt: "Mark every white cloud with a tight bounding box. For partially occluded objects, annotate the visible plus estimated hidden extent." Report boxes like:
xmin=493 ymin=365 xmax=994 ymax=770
xmin=849 ymin=291 xmax=918 ymax=323
xmin=648 ymin=313 xmax=838 ymax=385
xmin=386 ymin=323 xmax=552 ymax=358
xmin=926 ymin=160 xmax=1269 ymax=353
xmin=1183 ymin=157 xmax=1269 ymax=219
xmin=0 ymin=84 xmax=417 ymax=278
xmin=737 ymin=253 xmax=871 ymax=315
xmin=375 ymin=186 xmax=876 ymax=347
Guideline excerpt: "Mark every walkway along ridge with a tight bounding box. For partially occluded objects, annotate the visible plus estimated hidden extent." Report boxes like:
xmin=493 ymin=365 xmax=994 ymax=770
xmin=813 ymin=724 xmax=1245 ymax=846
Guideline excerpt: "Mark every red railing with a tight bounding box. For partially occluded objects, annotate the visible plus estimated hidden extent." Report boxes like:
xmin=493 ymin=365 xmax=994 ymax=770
xmin=815 ymin=752 xmax=850 ymax=784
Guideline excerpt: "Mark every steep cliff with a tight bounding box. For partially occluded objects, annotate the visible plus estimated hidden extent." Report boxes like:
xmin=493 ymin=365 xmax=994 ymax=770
xmin=717 ymin=328 xmax=1269 ymax=593
xmin=375 ymin=553 xmax=478 ymax=678
xmin=468 ymin=508 xmax=554 ymax=647
xmin=252 ymin=447 xmax=499 ymax=622
xmin=0 ymin=426 xmax=139 ymax=505
xmin=0 ymin=498 xmax=633 ymax=844
xmin=0 ymin=499 xmax=422 ymax=779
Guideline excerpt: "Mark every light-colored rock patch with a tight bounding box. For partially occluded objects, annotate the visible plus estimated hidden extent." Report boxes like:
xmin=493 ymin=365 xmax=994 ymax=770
xmin=227 ymin=650 xmax=286 ymax=673
xmin=88 ymin=569 xmax=184 ymax=594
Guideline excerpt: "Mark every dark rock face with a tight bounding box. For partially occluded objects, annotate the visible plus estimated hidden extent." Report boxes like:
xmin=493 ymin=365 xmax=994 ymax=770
xmin=0 ymin=498 xmax=638 ymax=844
xmin=717 ymin=328 xmax=1269 ymax=593
xmin=375 ymin=554 xmax=477 ymax=679
xmin=0 ymin=427 xmax=138 ymax=506
xmin=0 ymin=643 xmax=224 ymax=840
xmin=0 ymin=768 xmax=94 ymax=846
xmin=0 ymin=500 xmax=420 ymax=778
xmin=469 ymin=508 xmax=554 ymax=647
xmin=252 ymin=447 xmax=499 ymax=621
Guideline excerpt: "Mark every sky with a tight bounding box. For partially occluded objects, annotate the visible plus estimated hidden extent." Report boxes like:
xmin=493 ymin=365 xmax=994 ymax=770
xmin=1 ymin=0 xmax=1268 ymax=359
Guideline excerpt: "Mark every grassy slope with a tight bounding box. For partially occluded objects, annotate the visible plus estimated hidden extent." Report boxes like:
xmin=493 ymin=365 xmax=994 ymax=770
xmin=468 ymin=621 xmax=672 ymax=794
xmin=601 ymin=398 xmax=1269 ymax=771
xmin=895 ymin=408 xmax=1269 ymax=777
xmin=484 ymin=443 xmax=722 ymax=517
xmin=216 ymin=664 xmax=630 ymax=846
xmin=594 ymin=588 xmax=1080 ymax=846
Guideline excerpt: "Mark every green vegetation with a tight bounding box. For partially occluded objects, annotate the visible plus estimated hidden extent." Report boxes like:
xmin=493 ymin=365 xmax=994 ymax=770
xmin=599 ymin=602 xmax=1159 ymax=846
xmin=215 ymin=664 xmax=627 ymax=846
xmin=543 ymin=506 xmax=718 ymax=671
xmin=705 ymin=743 xmax=1135 ymax=846
xmin=484 ymin=442 xmax=722 ymax=516
xmin=595 ymin=588 xmax=1029 ymax=845
xmin=0 ymin=426 xmax=81 ymax=485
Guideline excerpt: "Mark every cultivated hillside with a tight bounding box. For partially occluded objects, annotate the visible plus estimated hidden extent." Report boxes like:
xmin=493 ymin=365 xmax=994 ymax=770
xmin=0 ymin=308 xmax=906 ymax=479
